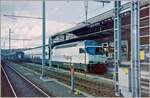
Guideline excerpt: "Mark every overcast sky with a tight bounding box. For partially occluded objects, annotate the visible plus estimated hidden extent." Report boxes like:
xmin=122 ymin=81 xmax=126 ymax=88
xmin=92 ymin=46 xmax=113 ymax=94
xmin=1 ymin=0 xmax=129 ymax=49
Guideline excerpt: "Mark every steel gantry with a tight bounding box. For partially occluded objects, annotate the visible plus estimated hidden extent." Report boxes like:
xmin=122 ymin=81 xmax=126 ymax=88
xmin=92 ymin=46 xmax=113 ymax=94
xmin=114 ymin=0 xmax=141 ymax=97
xmin=131 ymin=0 xmax=141 ymax=97
xmin=114 ymin=0 xmax=121 ymax=96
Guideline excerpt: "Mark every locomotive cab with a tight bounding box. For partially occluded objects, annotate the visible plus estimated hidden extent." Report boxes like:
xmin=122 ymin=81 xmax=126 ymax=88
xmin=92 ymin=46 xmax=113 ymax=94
xmin=51 ymin=40 xmax=108 ymax=74
xmin=85 ymin=46 xmax=107 ymax=64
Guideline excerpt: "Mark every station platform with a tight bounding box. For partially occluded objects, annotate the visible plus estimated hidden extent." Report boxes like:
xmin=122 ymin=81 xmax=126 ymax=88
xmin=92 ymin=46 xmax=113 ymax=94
xmin=10 ymin=62 xmax=91 ymax=97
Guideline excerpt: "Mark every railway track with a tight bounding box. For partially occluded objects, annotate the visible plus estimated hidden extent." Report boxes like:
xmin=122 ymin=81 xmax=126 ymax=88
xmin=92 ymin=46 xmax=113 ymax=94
xmin=1 ymin=66 xmax=16 ymax=97
xmin=14 ymin=61 xmax=115 ymax=97
xmin=1 ymin=61 xmax=50 ymax=97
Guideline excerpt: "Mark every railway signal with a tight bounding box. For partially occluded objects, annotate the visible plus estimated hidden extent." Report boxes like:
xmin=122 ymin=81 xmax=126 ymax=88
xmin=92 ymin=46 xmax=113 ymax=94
xmin=41 ymin=0 xmax=46 ymax=79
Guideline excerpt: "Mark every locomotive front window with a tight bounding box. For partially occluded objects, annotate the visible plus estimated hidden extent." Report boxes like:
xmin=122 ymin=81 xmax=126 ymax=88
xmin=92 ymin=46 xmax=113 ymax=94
xmin=86 ymin=47 xmax=95 ymax=55
xmin=86 ymin=47 xmax=105 ymax=55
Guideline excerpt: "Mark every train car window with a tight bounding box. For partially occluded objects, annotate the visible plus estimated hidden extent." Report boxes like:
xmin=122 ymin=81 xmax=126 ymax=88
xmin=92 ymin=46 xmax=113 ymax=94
xmin=79 ymin=48 xmax=85 ymax=53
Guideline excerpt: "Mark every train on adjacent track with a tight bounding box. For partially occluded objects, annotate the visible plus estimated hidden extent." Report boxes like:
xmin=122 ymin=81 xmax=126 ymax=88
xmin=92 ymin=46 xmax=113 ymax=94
xmin=3 ymin=51 xmax=24 ymax=61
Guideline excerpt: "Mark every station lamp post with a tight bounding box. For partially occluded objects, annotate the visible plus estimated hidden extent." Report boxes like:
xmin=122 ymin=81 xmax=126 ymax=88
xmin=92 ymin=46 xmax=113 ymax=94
xmin=40 ymin=0 xmax=46 ymax=79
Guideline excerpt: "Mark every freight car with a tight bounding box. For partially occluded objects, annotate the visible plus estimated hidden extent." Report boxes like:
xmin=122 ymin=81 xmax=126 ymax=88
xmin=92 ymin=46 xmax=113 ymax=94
xmin=3 ymin=51 xmax=24 ymax=61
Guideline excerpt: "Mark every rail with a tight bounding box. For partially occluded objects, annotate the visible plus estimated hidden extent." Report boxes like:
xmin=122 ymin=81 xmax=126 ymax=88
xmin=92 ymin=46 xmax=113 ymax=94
xmin=2 ymin=61 xmax=50 ymax=97
xmin=1 ymin=66 xmax=17 ymax=97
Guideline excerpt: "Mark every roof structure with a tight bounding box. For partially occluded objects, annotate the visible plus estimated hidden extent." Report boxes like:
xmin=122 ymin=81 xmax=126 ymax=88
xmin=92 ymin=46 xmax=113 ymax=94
xmin=52 ymin=0 xmax=149 ymax=39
